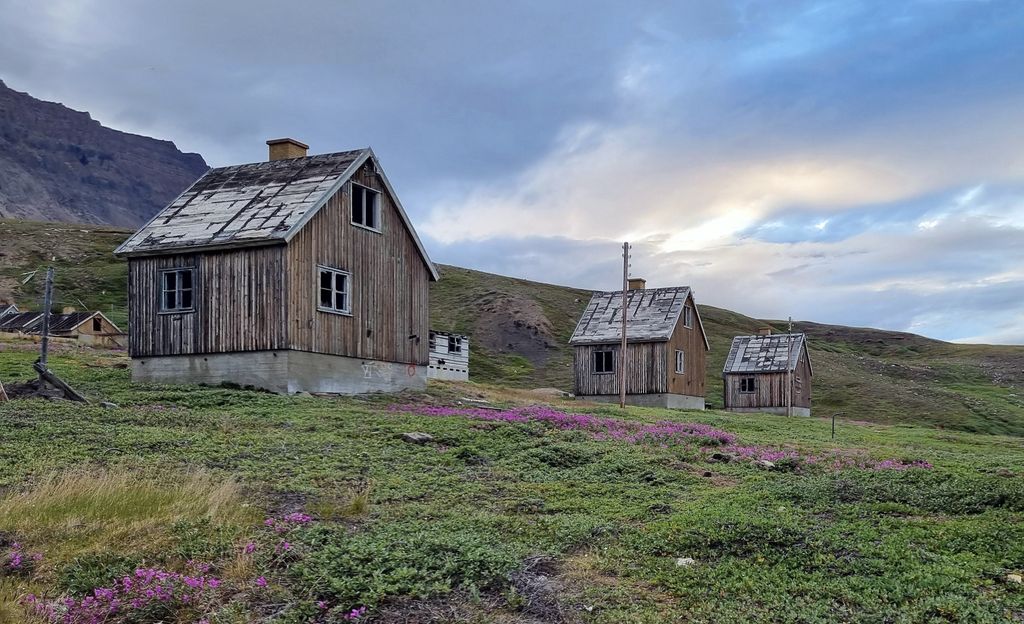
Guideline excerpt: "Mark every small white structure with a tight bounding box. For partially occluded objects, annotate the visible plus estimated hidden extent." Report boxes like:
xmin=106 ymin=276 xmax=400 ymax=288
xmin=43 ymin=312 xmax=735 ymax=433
xmin=427 ymin=331 xmax=469 ymax=381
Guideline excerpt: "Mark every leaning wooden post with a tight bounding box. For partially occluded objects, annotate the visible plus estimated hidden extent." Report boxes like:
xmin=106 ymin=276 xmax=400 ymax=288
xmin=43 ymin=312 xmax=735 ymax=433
xmin=619 ymin=242 xmax=629 ymax=409
xmin=38 ymin=267 xmax=54 ymax=374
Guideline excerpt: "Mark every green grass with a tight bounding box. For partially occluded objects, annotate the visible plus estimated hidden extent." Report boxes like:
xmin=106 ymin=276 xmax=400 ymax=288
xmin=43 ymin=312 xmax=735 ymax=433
xmin=0 ymin=348 xmax=1022 ymax=622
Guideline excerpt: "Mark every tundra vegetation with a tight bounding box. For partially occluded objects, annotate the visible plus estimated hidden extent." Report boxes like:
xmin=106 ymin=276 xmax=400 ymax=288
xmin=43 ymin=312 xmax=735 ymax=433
xmin=0 ymin=343 xmax=1021 ymax=623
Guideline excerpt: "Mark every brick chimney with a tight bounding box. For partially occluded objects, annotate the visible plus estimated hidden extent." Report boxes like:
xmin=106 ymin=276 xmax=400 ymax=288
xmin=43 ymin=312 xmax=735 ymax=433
xmin=627 ymin=278 xmax=646 ymax=291
xmin=267 ymin=138 xmax=309 ymax=161
xmin=757 ymin=326 xmax=773 ymax=336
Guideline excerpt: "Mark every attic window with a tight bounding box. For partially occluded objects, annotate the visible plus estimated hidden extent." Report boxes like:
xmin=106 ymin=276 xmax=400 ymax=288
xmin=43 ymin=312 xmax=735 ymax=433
xmin=92 ymin=317 xmax=102 ymax=332
xmin=159 ymin=268 xmax=194 ymax=313
xmin=317 ymin=265 xmax=351 ymax=315
xmin=448 ymin=336 xmax=462 ymax=353
xmin=594 ymin=350 xmax=615 ymax=374
xmin=683 ymin=305 xmax=693 ymax=328
xmin=351 ymin=183 xmax=381 ymax=231
xmin=739 ymin=377 xmax=756 ymax=393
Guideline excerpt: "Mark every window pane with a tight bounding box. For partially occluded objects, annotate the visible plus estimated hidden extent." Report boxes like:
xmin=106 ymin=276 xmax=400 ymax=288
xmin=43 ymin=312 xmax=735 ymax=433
xmin=164 ymin=290 xmax=176 ymax=310
xmin=352 ymin=187 xmax=364 ymax=224
xmin=336 ymin=292 xmax=347 ymax=311
xmin=164 ymin=271 xmax=176 ymax=290
xmin=180 ymin=270 xmax=192 ymax=289
xmin=320 ymin=288 xmax=332 ymax=307
xmin=335 ymin=273 xmax=347 ymax=293
xmin=366 ymin=193 xmax=376 ymax=228
xmin=320 ymin=271 xmax=332 ymax=290
xmin=180 ymin=290 xmax=192 ymax=309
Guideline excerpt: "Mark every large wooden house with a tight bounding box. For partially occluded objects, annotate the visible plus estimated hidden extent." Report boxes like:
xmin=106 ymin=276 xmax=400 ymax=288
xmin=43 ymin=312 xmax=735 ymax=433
xmin=722 ymin=331 xmax=812 ymax=416
xmin=114 ymin=139 xmax=439 ymax=394
xmin=569 ymin=281 xmax=709 ymax=409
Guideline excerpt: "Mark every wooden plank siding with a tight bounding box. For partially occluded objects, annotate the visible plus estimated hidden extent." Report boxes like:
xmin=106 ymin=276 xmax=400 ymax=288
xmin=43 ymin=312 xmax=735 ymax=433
xmin=723 ymin=349 xmax=812 ymax=409
xmin=127 ymin=246 xmax=288 ymax=357
xmin=286 ymin=162 xmax=430 ymax=365
xmin=665 ymin=293 xmax=706 ymax=398
xmin=573 ymin=342 xmax=668 ymax=395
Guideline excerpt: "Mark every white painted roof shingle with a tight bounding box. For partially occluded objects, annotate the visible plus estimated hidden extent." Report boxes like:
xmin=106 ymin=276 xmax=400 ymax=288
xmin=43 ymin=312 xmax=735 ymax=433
xmin=723 ymin=334 xmax=808 ymax=374
xmin=570 ymin=287 xmax=693 ymax=345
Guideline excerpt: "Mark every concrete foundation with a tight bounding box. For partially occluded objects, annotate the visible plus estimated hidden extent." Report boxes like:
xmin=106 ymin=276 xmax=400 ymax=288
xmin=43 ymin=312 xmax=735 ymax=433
xmin=726 ymin=406 xmax=812 ymax=417
xmin=579 ymin=393 xmax=705 ymax=411
xmin=131 ymin=350 xmax=427 ymax=395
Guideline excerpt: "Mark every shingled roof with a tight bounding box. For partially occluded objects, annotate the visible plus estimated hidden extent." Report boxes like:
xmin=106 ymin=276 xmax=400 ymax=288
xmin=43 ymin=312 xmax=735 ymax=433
xmin=114 ymin=148 xmax=439 ymax=280
xmin=723 ymin=334 xmax=810 ymax=374
xmin=569 ymin=287 xmax=709 ymax=348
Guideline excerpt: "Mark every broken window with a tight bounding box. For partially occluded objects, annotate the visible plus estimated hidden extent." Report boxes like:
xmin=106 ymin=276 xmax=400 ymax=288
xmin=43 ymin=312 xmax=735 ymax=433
xmin=317 ymin=266 xmax=351 ymax=314
xmin=739 ymin=377 xmax=756 ymax=393
xmin=448 ymin=336 xmax=462 ymax=353
xmin=683 ymin=305 xmax=693 ymax=328
xmin=92 ymin=317 xmax=102 ymax=332
xmin=594 ymin=350 xmax=615 ymax=374
xmin=429 ymin=332 xmax=437 ymax=350
xmin=159 ymin=268 xmax=194 ymax=312
xmin=351 ymin=183 xmax=381 ymax=230
xmin=675 ymin=349 xmax=685 ymax=374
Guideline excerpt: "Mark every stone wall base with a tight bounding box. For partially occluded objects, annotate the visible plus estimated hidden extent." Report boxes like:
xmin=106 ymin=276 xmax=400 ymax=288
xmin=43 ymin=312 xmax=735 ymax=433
xmin=578 ymin=393 xmax=705 ymax=411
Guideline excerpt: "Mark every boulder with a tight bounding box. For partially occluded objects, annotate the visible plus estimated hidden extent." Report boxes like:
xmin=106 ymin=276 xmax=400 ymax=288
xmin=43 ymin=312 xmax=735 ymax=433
xmin=399 ymin=432 xmax=433 ymax=444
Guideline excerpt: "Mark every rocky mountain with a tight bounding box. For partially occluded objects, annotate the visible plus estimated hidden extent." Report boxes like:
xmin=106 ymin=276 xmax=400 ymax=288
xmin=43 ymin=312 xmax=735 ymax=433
xmin=0 ymin=80 xmax=208 ymax=227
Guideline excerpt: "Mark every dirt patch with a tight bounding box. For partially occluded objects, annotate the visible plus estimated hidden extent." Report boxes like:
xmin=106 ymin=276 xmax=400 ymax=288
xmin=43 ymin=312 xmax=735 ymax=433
xmin=473 ymin=292 xmax=558 ymax=368
xmin=2 ymin=378 xmax=62 ymax=400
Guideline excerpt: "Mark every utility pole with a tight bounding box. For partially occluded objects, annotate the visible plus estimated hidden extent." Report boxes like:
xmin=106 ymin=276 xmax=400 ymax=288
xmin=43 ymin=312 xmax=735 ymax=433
xmin=38 ymin=267 xmax=54 ymax=374
xmin=619 ymin=242 xmax=629 ymax=409
xmin=786 ymin=316 xmax=793 ymax=417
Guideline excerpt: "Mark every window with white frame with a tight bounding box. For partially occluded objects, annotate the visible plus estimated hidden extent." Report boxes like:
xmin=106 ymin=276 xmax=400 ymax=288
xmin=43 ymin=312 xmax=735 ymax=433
xmin=683 ymin=305 xmax=693 ymax=328
xmin=160 ymin=268 xmax=194 ymax=312
xmin=594 ymin=350 xmax=615 ymax=374
xmin=351 ymin=183 xmax=381 ymax=230
xmin=675 ymin=349 xmax=685 ymax=374
xmin=448 ymin=336 xmax=462 ymax=353
xmin=318 ymin=266 xmax=351 ymax=314
xmin=739 ymin=376 xmax=756 ymax=393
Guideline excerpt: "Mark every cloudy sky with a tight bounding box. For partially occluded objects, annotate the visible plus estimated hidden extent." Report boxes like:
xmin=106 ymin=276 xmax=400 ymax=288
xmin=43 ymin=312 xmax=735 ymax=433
xmin=3 ymin=0 xmax=1023 ymax=343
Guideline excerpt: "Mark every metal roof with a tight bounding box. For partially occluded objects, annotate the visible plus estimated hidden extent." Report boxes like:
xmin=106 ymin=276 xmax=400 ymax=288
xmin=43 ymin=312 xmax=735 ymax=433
xmin=114 ymin=148 xmax=439 ymax=280
xmin=723 ymin=333 xmax=810 ymax=374
xmin=569 ymin=287 xmax=709 ymax=348
xmin=0 ymin=312 xmax=42 ymax=332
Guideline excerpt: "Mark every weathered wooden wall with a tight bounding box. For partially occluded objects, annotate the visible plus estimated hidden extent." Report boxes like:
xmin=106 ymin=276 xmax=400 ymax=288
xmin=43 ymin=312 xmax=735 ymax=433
xmin=127 ymin=246 xmax=288 ymax=357
xmin=573 ymin=342 xmax=668 ymax=395
xmin=286 ymin=162 xmax=430 ymax=365
xmin=666 ymin=293 xmax=707 ymax=398
xmin=723 ymin=349 xmax=812 ymax=409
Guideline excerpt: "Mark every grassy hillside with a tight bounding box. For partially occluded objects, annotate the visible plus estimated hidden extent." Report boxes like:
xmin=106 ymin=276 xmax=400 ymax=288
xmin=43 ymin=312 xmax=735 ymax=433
xmin=0 ymin=348 xmax=1021 ymax=622
xmin=3 ymin=219 xmax=1023 ymax=436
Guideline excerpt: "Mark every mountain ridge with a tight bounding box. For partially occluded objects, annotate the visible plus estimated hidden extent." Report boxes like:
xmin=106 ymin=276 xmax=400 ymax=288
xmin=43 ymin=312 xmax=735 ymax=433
xmin=0 ymin=79 xmax=208 ymax=227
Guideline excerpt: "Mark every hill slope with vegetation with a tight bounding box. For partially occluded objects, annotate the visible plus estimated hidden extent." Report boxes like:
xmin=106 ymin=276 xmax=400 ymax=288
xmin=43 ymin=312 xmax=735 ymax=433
xmin=2 ymin=219 xmax=1023 ymax=436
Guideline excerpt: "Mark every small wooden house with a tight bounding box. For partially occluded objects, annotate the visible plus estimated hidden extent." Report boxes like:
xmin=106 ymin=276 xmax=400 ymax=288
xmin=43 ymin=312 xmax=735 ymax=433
xmin=427 ymin=331 xmax=469 ymax=381
xmin=114 ymin=139 xmax=439 ymax=394
xmin=722 ymin=331 xmax=812 ymax=416
xmin=569 ymin=282 xmax=709 ymax=409
xmin=42 ymin=312 xmax=125 ymax=348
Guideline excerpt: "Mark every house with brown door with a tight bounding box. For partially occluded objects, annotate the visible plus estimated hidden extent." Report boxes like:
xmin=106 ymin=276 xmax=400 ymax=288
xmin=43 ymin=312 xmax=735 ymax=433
xmin=114 ymin=139 xmax=438 ymax=394
xmin=722 ymin=330 xmax=812 ymax=416
xmin=569 ymin=279 xmax=709 ymax=409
